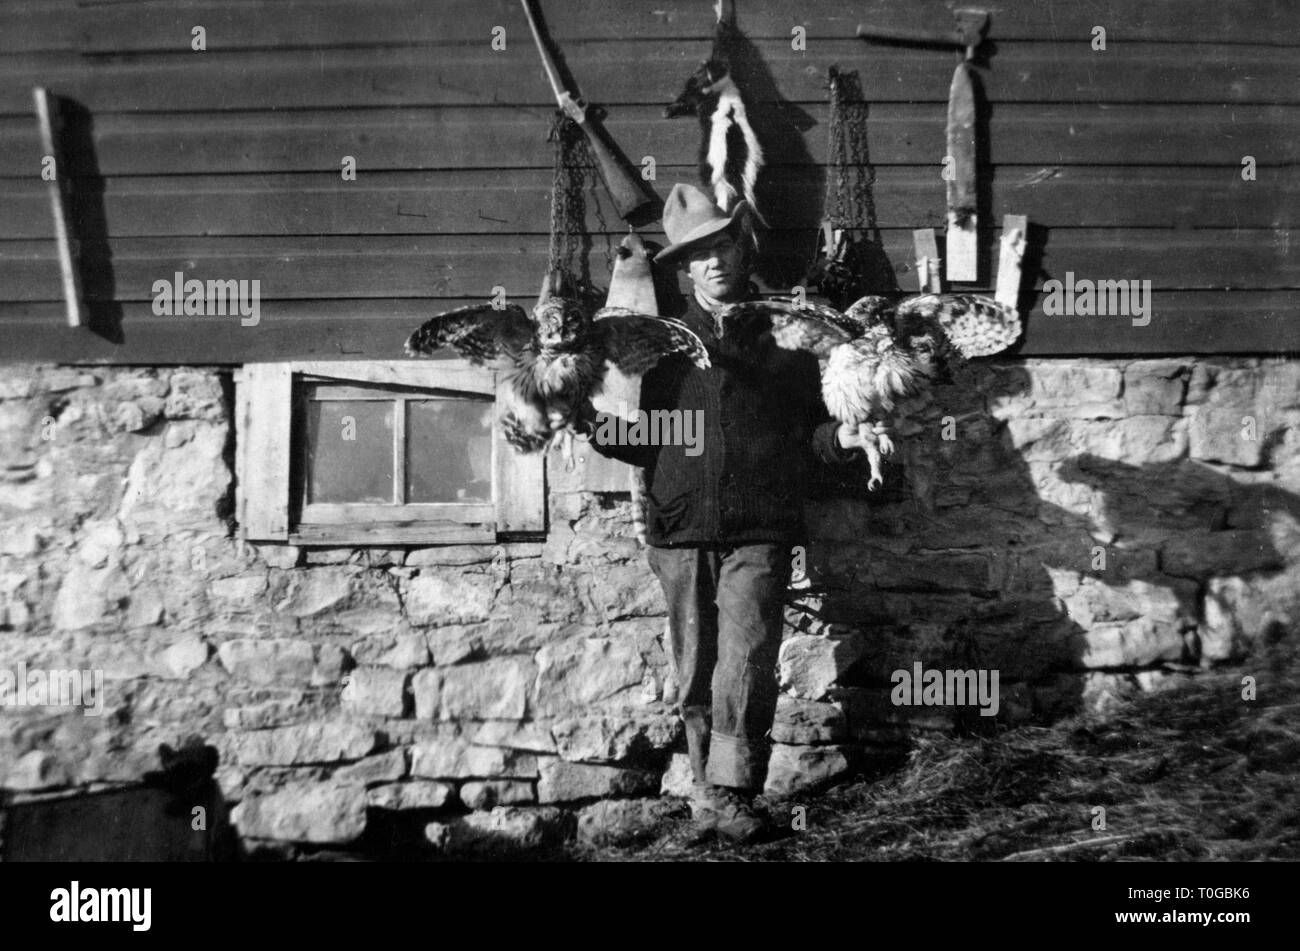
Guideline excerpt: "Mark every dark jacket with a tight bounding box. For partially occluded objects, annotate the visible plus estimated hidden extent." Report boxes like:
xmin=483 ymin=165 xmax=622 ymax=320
xmin=585 ymin=292 xmax=859 ymax=547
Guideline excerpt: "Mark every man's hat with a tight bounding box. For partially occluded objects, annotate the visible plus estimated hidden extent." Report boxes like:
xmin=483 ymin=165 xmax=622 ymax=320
xmin=655 ymin=183 xmax=750 ymax=264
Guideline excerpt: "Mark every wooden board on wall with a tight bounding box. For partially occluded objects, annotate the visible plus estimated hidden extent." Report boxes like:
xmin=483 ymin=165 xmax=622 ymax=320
xmin=0 ymin=0 xmax=1295 ymax=363
xmin=6 ymin=0 xmax=1299 ymax=53
xmin=2 ymin=230 xmax=1293 ymax=303
xmin=2 ymin=292 xmax=1296 ymax=362
xmin=1 ymin=43 xmax=1296 ymax=114
xmin=2 ymin=105 xmax=1293 ymax=175
xmin=4 ymin=167 xmax=1293 ymax=239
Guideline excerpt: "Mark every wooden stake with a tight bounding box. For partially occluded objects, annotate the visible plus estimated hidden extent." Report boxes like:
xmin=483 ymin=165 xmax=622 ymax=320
xmin=995 ymin=214 xmax=1029 ymax=312
xmin=32 ymin=87 xmax=84 ymax=328
xmin=912 ymin=228 xmax=943 ymax=293
xmin=946 ymin=212 xmax=977 ymax=283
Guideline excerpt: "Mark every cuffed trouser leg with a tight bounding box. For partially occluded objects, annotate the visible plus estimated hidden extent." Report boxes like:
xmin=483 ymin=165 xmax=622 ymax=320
xmin=707 ymin=543 xmax=789 ymax=791
xmin=648 ymin=542 xmax=789 ymax=793
xmin=647 ymin=545 xmax=720 ymax=785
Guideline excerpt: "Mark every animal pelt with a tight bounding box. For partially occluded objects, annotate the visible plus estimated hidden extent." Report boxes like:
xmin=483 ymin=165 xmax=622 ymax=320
xmin=664 ymin=18 xmax=766 ymax=224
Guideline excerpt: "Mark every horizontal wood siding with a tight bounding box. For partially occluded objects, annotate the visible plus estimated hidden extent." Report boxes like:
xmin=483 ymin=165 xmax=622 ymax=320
xmin=0 ymin=0 xmax=1295 ymax=361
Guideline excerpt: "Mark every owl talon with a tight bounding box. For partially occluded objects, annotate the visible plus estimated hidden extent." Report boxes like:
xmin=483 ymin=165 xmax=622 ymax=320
xmin=876 ymin=430 xmax=895 ymax=457
xmin=863 ymin=444 xmax=885 ymax=491
xmin=548 ymin=428 xmax=574 ymax=470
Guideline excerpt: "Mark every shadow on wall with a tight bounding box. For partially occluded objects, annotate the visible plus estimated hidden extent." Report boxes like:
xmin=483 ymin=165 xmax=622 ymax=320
xmin=1 ymin=738 xmax=237 ymax=861
xmin=661 ymin=13 xmax=821 ymax=292
xmin=60 ymin=98 xmax=123 ymax=344
xmin=795 ymin=361 xmax=1299 ymax=737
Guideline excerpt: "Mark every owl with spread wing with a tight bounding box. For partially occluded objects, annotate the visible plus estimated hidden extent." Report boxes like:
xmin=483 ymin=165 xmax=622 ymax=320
xmin=715 ymin=293 xmax=1021 ymax=489
xmin=404 ymin=296 xmax=710 ymax=465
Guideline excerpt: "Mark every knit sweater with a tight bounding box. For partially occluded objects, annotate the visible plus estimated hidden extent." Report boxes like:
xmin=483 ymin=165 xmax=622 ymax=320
xmin=584 ymin=293 xmax=860 ymax=547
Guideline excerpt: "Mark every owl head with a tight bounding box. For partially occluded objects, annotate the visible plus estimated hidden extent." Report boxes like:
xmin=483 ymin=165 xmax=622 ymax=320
xmin=533 ymin=297 xmax=586 ymax=348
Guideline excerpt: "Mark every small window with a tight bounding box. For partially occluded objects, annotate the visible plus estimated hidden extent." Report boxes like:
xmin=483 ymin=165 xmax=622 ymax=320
xmin=235 ymin=361 xmax=544 ymax=545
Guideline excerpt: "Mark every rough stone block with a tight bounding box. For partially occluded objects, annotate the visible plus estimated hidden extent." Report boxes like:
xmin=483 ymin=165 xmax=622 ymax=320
xmin=406 ymin=545 xmax=496 ymax=567
xmin=52 ymin=560 xmax=128 ymax=630
xmin=412 ymin=657 xmax=534 ymax=721
xmin=459 ymin=780 xmax=536 ymax=810
xmin=771 ymin=697 xmax=848 ymax=744
xmin=1161 ymin=530 xmax=1281 ymax=579
xmin=349 ymin=631 xmax=430 ymax=669
xmin=158 ymin=635 xmax=210 ymax=679
xmin=341 ymin=666 xmax=410 ymax=718
xmin=533 ymin=635 xmax=650 ymax=715
xmin=334 ymin=750 xmax=409 ymax=786
xmin=425 ymin=806 xmax=574 ymax=854
xmin=499 ymin=562 xmax=581 ymax=624
xmin=410 ymin=740 xmax=538 ymax=780
xmin=763 ymin=744 xmax=852 ymax=798
xmin=577 ymin=563 xmax=664 ymax=621
xmin=2 ymin=750 xmax=75 ymax=791
xmin=232 ymin=782 xmax=367 ymax=844
xmin=550 ymin=713 xmax=681 ymax=762
xmin=404 ymin=571 xmax=495 ymax=626
xmin=1189 ymin=408 xmax=1264 ymax=467
xmin=658 ymin=753 xmax=695 ymax=798
xmin=779 ymin=633 xmax=867 ymax=701
xmin=1079 ymin=619 xmax=1188 ymax=669
xmin=277 ymin=567 xmax=356 ymax=617
xmin=575 ymin=797 xmax=686 ymax=844
xmin=120 ymin=421 xmax=229 ymax=529
xmin=1202 ymin=571 xmax=1299 ymax=662
xmin=216 ymin=638 xmax=344 ymax=687
xmin=228 ymin=722 xmax=379 ymax=766
xmin=536 ymin=759 xmax=659 ymax=803
xmin=221 ymin=690 xmax=318 ymax=731
xmin=470 ymin=720 xmax=558 ymax=754
xmin=366 ymin=781 xmax=455 ymax=811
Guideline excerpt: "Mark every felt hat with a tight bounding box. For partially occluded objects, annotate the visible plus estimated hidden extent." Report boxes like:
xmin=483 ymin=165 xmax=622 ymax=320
xmin=655 ymin=183 xmax=750 ymax=264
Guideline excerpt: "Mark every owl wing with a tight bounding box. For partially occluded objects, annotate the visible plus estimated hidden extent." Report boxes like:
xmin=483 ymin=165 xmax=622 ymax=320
xmin=713 ymin=299 xmax=853 ymax=363
xmin=754 ymin=296 xmax=865 ymax=336
xmin=841 ymin=296 xmax=896 ymax=334
xmin=895 ymin=294 xmax=1022 ymax=359
xmin=404 ymin=303 xmax=535 ymax=368
xmin=590 ymin=307 xmax=712 ymax=376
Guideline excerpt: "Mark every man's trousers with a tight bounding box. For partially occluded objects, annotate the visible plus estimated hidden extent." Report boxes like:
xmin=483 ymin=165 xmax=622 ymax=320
xmin=647 ymin=543 xmax=791 ymax=791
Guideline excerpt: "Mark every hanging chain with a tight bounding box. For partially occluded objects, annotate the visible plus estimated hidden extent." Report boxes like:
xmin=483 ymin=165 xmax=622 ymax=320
xmin=824 ymin=66 xmax=876 ymax=234
xmin=546 ymin=112 xmax=612 ymax=307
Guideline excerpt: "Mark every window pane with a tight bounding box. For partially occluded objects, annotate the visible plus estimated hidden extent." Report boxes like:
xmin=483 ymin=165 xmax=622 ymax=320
xmin=305 ymin=400 xmax=394 ymax=503
xmin=407 ymin=398 xmax=494 ymax=503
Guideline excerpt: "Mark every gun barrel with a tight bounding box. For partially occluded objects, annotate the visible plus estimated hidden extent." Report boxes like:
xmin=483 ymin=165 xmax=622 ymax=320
xmin=520 ymin=0 xmax=568 ymax=105
xmin=518 ymin=0 xmax=656 ymax=224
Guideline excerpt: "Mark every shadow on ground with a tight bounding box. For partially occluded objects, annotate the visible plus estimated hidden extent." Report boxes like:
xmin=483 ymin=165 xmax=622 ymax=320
xmin=569 ymin=636 xmax=1300 ymax=862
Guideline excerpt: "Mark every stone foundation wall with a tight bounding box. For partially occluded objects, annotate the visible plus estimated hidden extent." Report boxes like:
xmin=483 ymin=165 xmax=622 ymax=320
xmin=1 ymin=358 xmax=1297 ymax=855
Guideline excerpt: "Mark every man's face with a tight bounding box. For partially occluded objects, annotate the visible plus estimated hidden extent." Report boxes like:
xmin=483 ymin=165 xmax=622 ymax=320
xmin=685 ymin=232 xmax=746 ymax=301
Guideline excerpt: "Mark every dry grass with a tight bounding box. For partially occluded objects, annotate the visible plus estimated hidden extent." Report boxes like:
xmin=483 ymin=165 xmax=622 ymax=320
xmin=570 ymin=640 xmax=1300 ymax=862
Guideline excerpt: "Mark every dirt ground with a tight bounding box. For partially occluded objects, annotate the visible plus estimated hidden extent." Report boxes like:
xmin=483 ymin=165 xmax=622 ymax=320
xmin=568 ymin=639 xmax=1300 ymax=862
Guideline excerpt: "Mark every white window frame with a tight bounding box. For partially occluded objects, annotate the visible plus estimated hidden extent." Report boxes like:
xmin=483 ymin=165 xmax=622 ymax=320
xmin=234 ymin=360 xmax=545 ymax=545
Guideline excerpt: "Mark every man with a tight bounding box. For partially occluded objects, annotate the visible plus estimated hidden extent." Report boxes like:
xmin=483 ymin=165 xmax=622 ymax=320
xmin=578 ymin=183 xmax=869 ymax=842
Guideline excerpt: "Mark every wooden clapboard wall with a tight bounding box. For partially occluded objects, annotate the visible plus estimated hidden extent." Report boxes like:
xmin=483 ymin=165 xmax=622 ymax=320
xmin=0 ymin=0 xmax=1295 ymax=362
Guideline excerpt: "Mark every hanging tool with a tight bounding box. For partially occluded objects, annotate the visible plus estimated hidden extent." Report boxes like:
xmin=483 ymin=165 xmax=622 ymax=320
xmin=32 ymin=87 xmax=84 ymax=328
xmin=858 ymin=11 xmax=989 ymax=282
xmin=945 ymin=52 xmax=978 ymax=281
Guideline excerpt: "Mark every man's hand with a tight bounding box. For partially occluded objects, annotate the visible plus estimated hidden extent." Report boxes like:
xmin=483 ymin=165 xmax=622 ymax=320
xmin=835 ymin=421 xmax=870 ymax=453
xmin=568 ymin=399 xmax=598 ymax=435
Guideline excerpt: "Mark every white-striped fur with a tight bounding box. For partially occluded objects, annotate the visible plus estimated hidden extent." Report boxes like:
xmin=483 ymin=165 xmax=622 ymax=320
xmin=705 ymin=75 xmax=764 ymax=223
